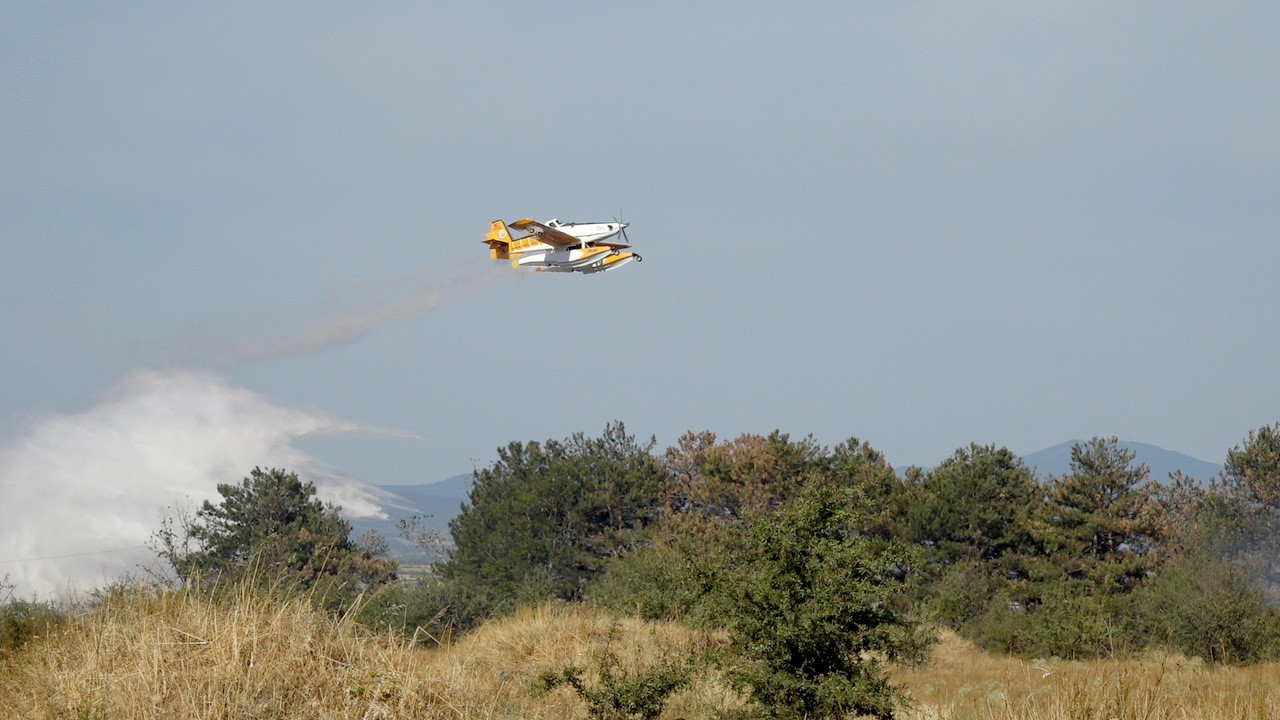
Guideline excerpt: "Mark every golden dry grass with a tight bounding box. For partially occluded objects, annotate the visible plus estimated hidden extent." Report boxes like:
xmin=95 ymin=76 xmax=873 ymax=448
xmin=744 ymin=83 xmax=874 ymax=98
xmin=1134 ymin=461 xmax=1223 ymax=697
xmin=0 ymin=586 xmax=735 ymax=720
xmin=893 ymin=630 xmax=1280 ymax=720
xmin=4 ymin=589 xmax=1280 ymax=720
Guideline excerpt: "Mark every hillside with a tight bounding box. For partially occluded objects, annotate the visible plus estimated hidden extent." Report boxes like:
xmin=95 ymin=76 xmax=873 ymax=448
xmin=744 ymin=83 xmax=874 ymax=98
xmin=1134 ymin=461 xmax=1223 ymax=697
xmin=4 ymin=587 xmax=1278 ymax=720
xmin=0 ymin=587 xmax=731 ymax=720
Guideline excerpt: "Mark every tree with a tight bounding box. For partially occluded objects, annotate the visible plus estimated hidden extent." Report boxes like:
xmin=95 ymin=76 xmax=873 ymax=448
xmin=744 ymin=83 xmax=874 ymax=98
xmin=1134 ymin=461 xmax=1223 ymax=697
xmin=1040 ymin=437 xmax=1165 ymax=592
xmin=441 ymin=422 xmax=667 ymax=620
xmin=903 ymin=444 xmax=1044 ymax=639
xmin=1138 ymin=551 xmax=1280 ymax=664
xmin=906 ymin=443 xmax=1041 ymax=566
xmin=661 ymin=430 xmax=829 ymax=528
xmin=714 ymin=479 xmax=926 ymax=720
xmin=1225 ymin=422 xmax=1280 ymax=510
xmin=1215 ymin=422 xmax=1280 ymax=605
xmin=598 ymin=432 xmax=909 ymax=623
xmin=156 ymin=467 xmax=396 ymax=598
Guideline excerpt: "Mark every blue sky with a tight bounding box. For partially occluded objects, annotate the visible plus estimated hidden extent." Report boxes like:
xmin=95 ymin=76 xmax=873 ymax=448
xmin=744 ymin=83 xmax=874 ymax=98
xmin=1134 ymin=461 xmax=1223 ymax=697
xmin=3 ymin=3 xmax=1278 ymax=591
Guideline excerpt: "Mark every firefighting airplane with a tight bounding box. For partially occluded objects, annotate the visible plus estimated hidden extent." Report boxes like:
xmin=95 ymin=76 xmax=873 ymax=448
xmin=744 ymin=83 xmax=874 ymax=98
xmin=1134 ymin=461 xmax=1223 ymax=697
xmin=483 ymin=217 xmax=642 ymax=273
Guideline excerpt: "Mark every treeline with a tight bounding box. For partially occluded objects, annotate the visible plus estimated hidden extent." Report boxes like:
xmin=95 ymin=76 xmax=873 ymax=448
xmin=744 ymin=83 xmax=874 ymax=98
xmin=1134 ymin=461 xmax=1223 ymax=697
xmin=368 ymin=422 xmax=1280 ymax=717
xmin=394 ymin=423 xmax=1280 ymax=665
xmin=157 ymin=426 xmax=1279 ymax=664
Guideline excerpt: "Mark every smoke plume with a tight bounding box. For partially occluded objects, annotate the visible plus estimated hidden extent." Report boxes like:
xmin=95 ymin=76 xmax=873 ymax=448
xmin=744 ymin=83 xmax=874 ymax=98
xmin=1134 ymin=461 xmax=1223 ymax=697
xmin=0 ymin=370 xmax=406 ymax=597
xmin=185 ymin=257 xmax=520 ymax=366
xmin=2 ymin=259 xmax=522 ymax=597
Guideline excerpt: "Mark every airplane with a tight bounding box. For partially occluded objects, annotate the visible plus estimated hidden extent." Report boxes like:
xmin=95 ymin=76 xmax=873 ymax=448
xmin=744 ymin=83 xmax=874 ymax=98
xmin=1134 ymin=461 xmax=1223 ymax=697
xmin=483 ymin=217 xmax=643 ymax=274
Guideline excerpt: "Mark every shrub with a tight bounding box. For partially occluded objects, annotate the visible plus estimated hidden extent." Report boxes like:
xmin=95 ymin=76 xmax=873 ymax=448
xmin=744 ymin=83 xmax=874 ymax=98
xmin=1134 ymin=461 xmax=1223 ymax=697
xmin=713 ymin=480 xmax=928 ymax=720
xmin=537 ymin=651 xmax=691 ymax=720
xmin=0 ymin=598 xmax=67 ymax=658
xmin=1139 ymin=554 xmax=1280 ymax=663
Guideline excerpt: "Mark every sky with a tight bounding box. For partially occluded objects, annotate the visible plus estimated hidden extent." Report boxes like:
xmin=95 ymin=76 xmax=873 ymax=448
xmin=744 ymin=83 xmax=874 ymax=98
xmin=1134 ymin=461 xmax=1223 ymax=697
xmin=3 ymin=3 xmax=1279 ymax=594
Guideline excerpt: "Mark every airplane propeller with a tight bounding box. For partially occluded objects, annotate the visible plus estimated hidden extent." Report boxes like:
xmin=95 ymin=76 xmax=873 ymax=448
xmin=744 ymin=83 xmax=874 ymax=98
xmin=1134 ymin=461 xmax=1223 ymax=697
xmin=614 ymin=210 xmax=631 ymax=246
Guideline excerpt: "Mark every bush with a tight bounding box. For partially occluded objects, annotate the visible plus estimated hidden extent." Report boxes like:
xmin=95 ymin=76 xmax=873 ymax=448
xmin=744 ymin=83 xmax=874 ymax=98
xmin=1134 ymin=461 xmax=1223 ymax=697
xmin=1015 ymin=585 xmax=1115 ymax=659
xmin=0 ymin=598 xmax=67 ymax=658
xmin=536 ymin=651 xmax=691 ymax=720
xmin=924 ymin=562 xmax=1005 ymax=631
xmin=1139 ymin=554 xmax=1280 ymax=664
xmin=585 ymin=542 xmax=719 ymax=623
xmin=713 ymin=480 xmax=929 ymax=720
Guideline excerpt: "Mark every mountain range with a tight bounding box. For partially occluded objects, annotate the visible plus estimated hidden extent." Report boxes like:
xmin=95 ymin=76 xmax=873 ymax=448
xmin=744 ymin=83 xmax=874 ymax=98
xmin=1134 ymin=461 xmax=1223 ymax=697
xmin=347 ymin=473 xmax=473 ymax=566
xmin=1020 ymin=440 xmax=1220 ymax=482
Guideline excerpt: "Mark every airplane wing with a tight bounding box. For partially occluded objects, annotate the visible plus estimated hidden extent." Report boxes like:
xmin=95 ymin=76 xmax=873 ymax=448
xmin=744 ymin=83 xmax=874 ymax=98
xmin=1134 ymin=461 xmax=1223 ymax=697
xmin=509 ymin=218 xmax=580 ymax=249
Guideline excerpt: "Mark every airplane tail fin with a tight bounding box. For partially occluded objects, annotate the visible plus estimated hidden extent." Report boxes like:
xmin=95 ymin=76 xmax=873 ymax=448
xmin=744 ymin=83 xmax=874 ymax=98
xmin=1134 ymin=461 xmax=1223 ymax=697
xmin=483 ymin=219 xmax=513 ymax=259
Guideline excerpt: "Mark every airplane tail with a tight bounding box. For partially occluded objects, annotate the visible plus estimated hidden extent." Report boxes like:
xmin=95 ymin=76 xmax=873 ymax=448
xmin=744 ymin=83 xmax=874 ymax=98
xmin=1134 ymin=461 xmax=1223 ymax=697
xmin=483 ymin=219 xmax=513 ymax=259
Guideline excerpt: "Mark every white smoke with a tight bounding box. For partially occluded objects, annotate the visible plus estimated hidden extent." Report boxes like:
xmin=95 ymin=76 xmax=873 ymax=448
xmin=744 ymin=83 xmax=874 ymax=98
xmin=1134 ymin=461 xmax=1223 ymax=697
xmin=2 ymin=258 xmax=523 ymax=598
xmin=0 ymin=370 xmax=406 ymax=598
xmin=183 ymin=257 xmax=521 ymax=366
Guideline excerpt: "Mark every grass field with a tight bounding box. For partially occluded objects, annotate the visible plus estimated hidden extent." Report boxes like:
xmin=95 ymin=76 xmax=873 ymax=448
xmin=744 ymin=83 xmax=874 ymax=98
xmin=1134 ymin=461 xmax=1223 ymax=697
xmin=893 ymin=631 xmax=1280 ymax=720
xmin=2 ymin=586 xmax=1278 ymax=719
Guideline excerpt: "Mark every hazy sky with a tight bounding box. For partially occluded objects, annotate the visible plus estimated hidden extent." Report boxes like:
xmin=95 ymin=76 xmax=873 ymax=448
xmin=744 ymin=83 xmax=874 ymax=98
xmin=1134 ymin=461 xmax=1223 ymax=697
xmin=3 ymin=4 xmax=1278 ymax=591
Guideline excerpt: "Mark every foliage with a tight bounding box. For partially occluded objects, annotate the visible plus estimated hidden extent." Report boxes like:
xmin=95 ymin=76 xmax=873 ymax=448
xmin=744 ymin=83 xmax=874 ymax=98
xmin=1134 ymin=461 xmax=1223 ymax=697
xmin=1225 ymin=422 xmax=1280 ymax=511
xmin=536 ymin=651 xmax=691 ymax=720
xmin=585 ymin=541 xmax=719 ymax=622
xmin=1221 ymin=423 xmax=1280 ymax=602
xmin=1040 ymin=437 xmax=1166 ymax=592
xmin=907 ymin=443 xmax=1041 ymax=566
xmin=713 ymin=479 xmax=929 ymax=720
xmin=1137 ymin=552 xmax=1280 ymax=664
xmin=129 ymin=425 xmax=1280 ymax=672
xmin=441 ymin=422 xmax=667 ymax=623
xmin=153 ymin=467 xmax=396 ymax=608
xmin=0 ymin=597 xmax=67 ymax=659
xmin=660 ymin=431 xmax=901 ymax=532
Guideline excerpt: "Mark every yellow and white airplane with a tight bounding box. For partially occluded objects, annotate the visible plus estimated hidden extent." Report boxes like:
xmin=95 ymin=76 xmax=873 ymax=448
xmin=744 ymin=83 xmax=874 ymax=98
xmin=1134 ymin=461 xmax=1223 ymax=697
xmin=483 ymin=217 xmax=642 ymax=274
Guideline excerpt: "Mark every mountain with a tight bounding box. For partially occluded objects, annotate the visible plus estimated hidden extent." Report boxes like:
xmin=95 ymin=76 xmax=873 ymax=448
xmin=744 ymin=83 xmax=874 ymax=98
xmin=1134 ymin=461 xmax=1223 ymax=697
xmin=1021 ymin=440 xmax=1220 ymax=483
xmin=347 ymin=472 xmax=473 ymax=566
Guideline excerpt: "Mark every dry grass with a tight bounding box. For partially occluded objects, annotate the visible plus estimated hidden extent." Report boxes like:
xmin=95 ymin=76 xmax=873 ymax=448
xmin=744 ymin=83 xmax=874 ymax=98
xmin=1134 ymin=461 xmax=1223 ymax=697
xmin=0 ymin=586 xmax=734 ymax=720
xmin=893 ymin=630 xmax=1280 ymax=720
xmin=4 ymin=589 xmax=1280 ymax=720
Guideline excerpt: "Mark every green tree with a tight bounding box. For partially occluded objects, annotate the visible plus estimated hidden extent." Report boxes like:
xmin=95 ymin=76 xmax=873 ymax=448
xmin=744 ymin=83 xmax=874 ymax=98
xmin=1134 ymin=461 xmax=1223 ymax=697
xmin=1225 ymin=422 xmax=1280 ymax=510
xmin=157 ymin=467 xmax=396 ymax=599
xmin=714 ymin=480 xmax=927 ymax=720
xmin=594 ymin=432 xmax=909 ymax=623
xmin=441 ymin=422 xmax=666 ymax=621
xmin=907 ymin=444 xmax=1041 ymax=566
xmin=1040 ymin=437 xmax=1165 ymax=592
xmin=829 ymin=437 xmax=911 ymax=539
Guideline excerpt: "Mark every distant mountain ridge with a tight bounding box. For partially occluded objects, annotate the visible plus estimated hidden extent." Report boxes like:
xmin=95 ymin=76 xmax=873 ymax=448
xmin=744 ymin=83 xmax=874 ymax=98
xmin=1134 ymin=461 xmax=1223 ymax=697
xmin=1020 ymin=440 xmax=1220 ymax=483
xmin=347 ymin=472 xmax=473 ymax=566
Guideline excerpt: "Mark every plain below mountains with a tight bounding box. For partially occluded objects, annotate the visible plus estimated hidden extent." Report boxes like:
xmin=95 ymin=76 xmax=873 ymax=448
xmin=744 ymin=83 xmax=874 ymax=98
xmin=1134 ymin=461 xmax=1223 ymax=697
xmin=352 ymin=441 xmax=1221 ymax=565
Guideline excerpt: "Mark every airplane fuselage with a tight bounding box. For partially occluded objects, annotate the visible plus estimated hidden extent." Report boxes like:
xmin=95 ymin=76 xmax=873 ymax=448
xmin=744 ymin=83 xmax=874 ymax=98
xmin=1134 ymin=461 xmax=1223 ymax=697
xmin=484 ymin=217 xmax=641 ymax=273
xmin=544 ymin=219 xmax=628 ymax=245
